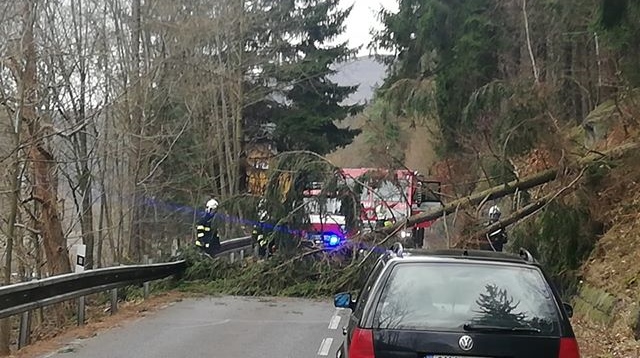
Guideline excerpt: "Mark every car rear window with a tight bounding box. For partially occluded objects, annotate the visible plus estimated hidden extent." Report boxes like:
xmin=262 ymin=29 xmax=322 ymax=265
xmin=373 ymin=262 xmax=561 ymax=335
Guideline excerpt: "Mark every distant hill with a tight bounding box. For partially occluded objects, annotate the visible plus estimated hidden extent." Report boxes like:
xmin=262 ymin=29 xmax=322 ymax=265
xmin=330 ymin=56 xmax=388 ymax=105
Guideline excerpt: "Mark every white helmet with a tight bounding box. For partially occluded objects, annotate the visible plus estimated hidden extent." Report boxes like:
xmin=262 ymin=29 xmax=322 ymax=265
xmin=206 ymin=198 xmax=219 ymax=213
xmin=488 ymin=205 xmax=501 ymax=221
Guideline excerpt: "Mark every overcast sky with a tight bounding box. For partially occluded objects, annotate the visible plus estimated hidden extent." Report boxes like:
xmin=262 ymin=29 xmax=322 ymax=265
xmin=337 ymin=0 xmax=399 ymax=56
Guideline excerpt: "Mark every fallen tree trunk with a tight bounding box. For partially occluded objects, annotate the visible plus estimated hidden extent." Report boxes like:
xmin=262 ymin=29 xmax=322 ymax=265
xmin=455 ymin=167 xmax=588 ymax=248
xmin=454 ymin=195 xmax=551 ymax=248
xmin=378 ymin=142 xmax=639 ymax=236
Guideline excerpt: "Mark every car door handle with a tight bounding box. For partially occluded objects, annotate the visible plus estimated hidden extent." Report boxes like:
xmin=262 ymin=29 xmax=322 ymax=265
xmin=342 ymin=326 xmax=347 ymax=336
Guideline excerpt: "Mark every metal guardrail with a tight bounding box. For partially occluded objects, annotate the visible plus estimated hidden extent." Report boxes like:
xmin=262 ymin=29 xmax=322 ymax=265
xmin=219 ymin=236 xmax=252 ymax=252
xmin=0 ymin=235 xmax=254 ymax=349
xmin=218 ymin=236 xmax=253 ymax=262
xmin=0 ymin=260 xmax=187 ymax=320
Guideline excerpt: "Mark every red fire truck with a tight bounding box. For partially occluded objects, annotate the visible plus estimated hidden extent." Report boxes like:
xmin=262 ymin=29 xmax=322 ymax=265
xmin=301 ymin=183 xmax=353 ymax=249
xmin=340 ymin=168 xmax=443 ymax=246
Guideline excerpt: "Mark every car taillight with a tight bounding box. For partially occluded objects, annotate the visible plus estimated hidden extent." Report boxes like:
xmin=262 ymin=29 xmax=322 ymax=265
xmin=349 ymin=328 xmax=375 ymax=358
xmin=559 ymin=337 xmax=581 ymax=358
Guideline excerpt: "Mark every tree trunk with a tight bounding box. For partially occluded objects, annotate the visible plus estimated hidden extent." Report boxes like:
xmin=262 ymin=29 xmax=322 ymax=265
xmin=17 ymin=0 xmax=71 ymax=276
xmin=97 ymin=192 xmax=104 ymax=268
xmin=128 ymin=0 xmax=143 ymax=262
xmin=73 ymin=0 xmax=96 ymax=269
xmin=522 ymin=0 xmax=539 ymax=83
xmin=0 ymin=99 xmax=23 ymax=357
xmin=232 ymin=0 xmax=245 ymax=206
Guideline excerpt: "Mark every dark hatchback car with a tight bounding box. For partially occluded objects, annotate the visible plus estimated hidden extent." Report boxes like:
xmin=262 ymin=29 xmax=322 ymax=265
xmin=334 ymin=245 xmax=580 ymax=358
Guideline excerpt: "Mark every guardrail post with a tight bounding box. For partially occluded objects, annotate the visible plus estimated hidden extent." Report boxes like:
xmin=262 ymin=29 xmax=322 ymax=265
xmin=143 ymin=255 xmax=151 ymax=299
xmin=18 ymin=310 xmax=30 ymax=349
xmin=77 ymin=296 xmax=85 ymax=326
xmin=229 ymin=252 xmax=235 ymax=263
xmin=108 ymin=261 xmax=119 ymax=315
xmin=110 ymin=288 xmax=118 ymax=315
xmin=239 ymin=249 xmax=244 ymax=261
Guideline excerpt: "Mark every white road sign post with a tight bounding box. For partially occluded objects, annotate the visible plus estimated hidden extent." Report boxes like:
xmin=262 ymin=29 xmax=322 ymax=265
xmin=75 ymin=244 xmax=86 ymax=326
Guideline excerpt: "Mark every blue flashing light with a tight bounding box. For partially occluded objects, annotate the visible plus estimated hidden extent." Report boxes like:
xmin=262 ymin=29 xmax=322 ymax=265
xmin=328 ymin=235 xmax=340 ymax=247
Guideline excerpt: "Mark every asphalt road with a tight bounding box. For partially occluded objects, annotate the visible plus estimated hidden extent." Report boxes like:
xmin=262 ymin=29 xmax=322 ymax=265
xmin=43 ymin=296 xmax=348 ymax=358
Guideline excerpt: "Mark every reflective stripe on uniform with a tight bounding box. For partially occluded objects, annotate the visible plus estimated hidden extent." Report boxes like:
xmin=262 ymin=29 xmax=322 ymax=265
xmin=195 ymin=240 xmax=203 ymax=247
xmin=197 ymin=233 xmax=205 ymax=238
xmin=196 ymin=225 xmax=205 ymax=230
xmin=205 ymin=243 xmax=210 ymax=248
xmin=204 ymin=227 xmax=211 ymax=231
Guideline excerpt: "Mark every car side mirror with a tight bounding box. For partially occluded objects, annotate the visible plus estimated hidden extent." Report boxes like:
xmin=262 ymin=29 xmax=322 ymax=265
xmin=563 ymin=302 xmax=574 ymax=318
xmin=334 ymin=292 xmax=355 ymax=310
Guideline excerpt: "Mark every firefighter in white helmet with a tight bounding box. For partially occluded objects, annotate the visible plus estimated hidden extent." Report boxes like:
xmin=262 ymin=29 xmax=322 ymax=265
xmin=488 ymin=205 xmax=501 ymax=223
xmin=195 ymin=197 xmax=221 ymax=255
xmin=485 ymin=205 xmax=507 ymax=252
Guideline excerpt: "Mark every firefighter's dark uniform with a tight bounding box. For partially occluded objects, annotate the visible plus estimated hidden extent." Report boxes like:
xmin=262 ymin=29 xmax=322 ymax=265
xmin=482 ymin=220 xmax=507 ymax=252
xmin=195 ymin=211 xmax=221 ymax=255
xmin=252 ymin=221 xmax=273 ymax=258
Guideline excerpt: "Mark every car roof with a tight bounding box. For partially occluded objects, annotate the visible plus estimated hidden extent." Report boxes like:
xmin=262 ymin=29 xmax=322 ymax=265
xmin=380 ymin=244 xmax=539 ymax=267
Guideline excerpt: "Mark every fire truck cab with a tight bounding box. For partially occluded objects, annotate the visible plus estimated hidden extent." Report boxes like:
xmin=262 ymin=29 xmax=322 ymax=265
xmin=302 ymin=182 xmax=353 ymax=250
xmin=341 ymin=168 xmax=443 ymax=246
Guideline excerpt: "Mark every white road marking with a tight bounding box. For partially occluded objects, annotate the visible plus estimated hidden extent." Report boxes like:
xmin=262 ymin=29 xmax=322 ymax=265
xmin=328 ymin=313 xmax=341 ymax=330
xmin=329 ymin=311 xmax=342 ymax=329
xmin=317 ymin=338 xmax=333 ymax=356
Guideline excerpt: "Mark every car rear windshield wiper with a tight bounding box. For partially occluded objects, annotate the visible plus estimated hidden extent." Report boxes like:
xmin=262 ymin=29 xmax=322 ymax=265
xmin=463 ymin=323 xmax=542 ymax=333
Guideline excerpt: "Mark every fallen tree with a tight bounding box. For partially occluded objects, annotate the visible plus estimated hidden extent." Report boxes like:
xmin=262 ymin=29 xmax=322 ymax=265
xmin=455 ymin=167 xmax=588 ymax=248
xmin=374 ymin=142 xmax=639 ymax=238
xmin=455 ymin=195 xmax=552 ymax=249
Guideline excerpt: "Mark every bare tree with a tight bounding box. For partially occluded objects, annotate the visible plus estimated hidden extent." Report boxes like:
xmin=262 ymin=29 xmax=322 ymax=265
xmin=6 ymin=0 xmax=71 ymax=276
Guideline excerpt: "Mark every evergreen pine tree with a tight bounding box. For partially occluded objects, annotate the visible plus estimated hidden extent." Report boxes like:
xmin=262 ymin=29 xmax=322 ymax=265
xmin=374 ymin=0 xmax=501 ymax=150
xmin=273 ymin=0 xmax=363 ymax=155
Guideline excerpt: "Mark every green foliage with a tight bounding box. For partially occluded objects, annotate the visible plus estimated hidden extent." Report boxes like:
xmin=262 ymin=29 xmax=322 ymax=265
xmin=482 ymin=157 xmax=517 ymax=187
xmin=461 ymin=79 xmax=550 ymax=157
xmin=492 ymin=98 xmax=548 ymax=157
xmin=179 ymin=250 xmax=377 ymax=298
xmin=375 ymin=0 xmax=502 ymax=150
xmin=509 ymin=202 xmax=598 ymax=299
xmin=138 ymin=0 xmax=366 ymax=223
xmin=245 ymin=151 xmax=363 ymax=253
xmin=364 ymin=99 xmax=406 ymax=165
xmin=584 ymin=162 xmax=615 ymax=189
xmin=597 ymin=0 xmax=640 ymax=85
xmin=599 ymin=0 xmax=629 ymax=28
xmin=182 ymin=247 xmax=243 ymax=282
xmin=383 ymin=78 xmax=439 ymax=122
xmin=272 ymin=0 xmax=363 ymax=155
xmin=371 ymin=0 xmax=640 ymax=157
xmin=262 ymin=153 xmax=330 ymax=250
